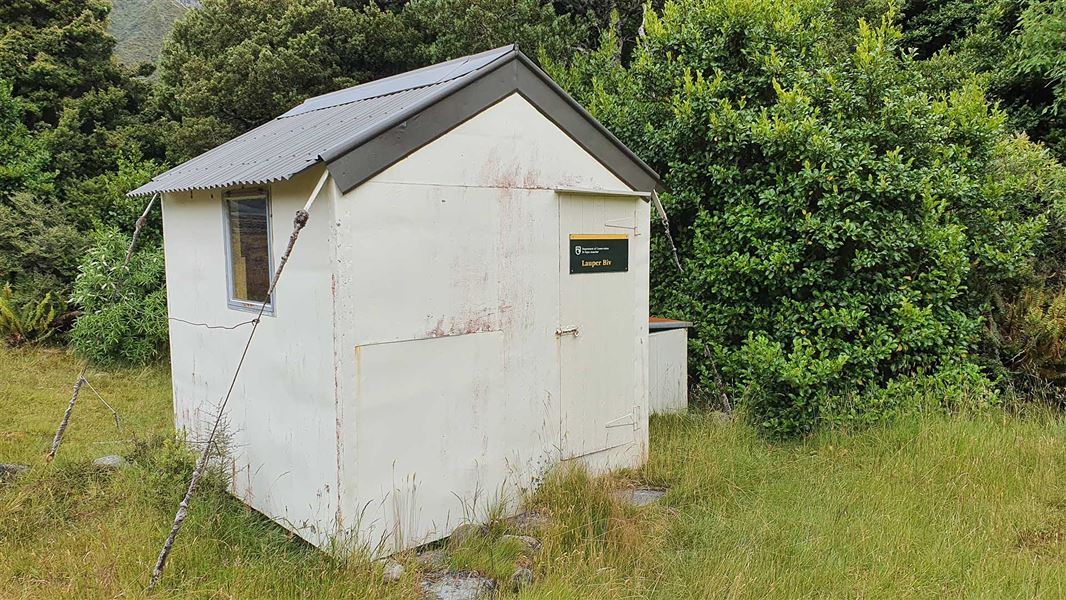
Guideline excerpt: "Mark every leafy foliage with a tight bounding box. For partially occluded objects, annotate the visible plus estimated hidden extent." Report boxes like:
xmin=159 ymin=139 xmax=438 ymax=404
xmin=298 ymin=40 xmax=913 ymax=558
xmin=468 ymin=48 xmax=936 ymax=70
xmin=0 ymin=284 xmax=62 ymax=346
xmin=896 ymin=0 xmax=1066 ymax=160
xmin=0 ymin=80 xmax=52 ymax=201
xmin=0 ymin=193 xmax=86 ymax=305
xmin=158 ymin=0 xmax=588 ymax=159
xmin=403 ymin=0 xmax=588 ymax=65
xmin=0 ymin=0 xmax=124 ymax=130
xmin=553 ymin=0 xmax=649 ymax=59
xmin=989 ymin=285 xmax=1066 ymax=402
xmin=159 ymin=0 xmax=375 ymax=151
xmin=555 ymin=0 xmax=1063 ymax=435
xmin=898 ymin=0 xmax=996 ymax=59
xmin=70 ymin=228 xmax=168 ymax=366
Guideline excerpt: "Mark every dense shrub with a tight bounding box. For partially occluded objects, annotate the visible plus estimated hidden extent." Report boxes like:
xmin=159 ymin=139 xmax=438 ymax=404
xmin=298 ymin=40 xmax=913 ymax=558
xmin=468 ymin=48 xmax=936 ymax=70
xmin=0 ymin=193 xmax=86 ymax=306
xmin=554 ymin=0 xmax=1063 ymax=435
xmin=0 ymin=79 xmax=53 ymax=201
xmin=70 ymin=227 xmax=167 ymax=366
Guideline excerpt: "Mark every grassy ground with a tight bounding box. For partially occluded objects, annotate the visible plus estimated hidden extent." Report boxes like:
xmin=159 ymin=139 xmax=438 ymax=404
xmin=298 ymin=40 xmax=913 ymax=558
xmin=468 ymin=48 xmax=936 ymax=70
xmin=2 ymin=345 xmax=1065 ymax=598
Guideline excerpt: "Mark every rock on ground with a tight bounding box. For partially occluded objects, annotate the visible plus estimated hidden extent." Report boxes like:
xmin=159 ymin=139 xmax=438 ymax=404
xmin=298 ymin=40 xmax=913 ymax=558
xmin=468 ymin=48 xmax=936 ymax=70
xmin=382 ymin=559 xmax=404 ymax=583
xmin=422 ymin=573 xmax=496 ymax=600
xmin=612 ymin=487 xmax=666 ymax=507
xmin=414 ymin=549 xmax=449 ymax=572
xmin=448 ymin=523 xmax=489 ymax=547
xmin=509 ymin=567 xmax=534 ymax=592
xmin=0 ymin=463 xmax=29 ymax=478
xmin=501 ymin=534 xmax=542 ymax=554
xmin=92 ymin=454 xmax=127 ymax=468
xmin=506 ymin=510 xmax=550 ymax=532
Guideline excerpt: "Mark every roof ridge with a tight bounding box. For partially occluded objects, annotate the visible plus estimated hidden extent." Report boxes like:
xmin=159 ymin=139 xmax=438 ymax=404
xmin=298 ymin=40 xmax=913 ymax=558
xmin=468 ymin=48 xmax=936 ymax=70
xmin=279 ymin=44 xmax=516 ymax=119
xmin=127 ymin=44 xmax=662 ymax=198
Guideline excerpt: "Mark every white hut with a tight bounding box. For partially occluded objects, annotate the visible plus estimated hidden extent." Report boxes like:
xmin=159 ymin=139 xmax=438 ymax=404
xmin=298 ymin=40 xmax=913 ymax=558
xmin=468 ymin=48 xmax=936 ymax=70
xmin=130 ymin=45 xmax=662 ymax=556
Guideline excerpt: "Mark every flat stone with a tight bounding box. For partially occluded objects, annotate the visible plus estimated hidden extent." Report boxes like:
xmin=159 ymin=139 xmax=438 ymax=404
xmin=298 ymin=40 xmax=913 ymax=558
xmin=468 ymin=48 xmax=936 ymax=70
xmin=509 ymin=567 xmax=534 ymax=592
xmin=414 ymin=549 xmax=448 ymax=572
xmin=422 ymin=573 xmax=496 ymax=600
xmin=506 ymin=510 xmax=550 ymax=532
xmin=448 ymin=522 xmax=488 ymax=547
xmin=382 ymin=559 xmax=404 ymax=583
xmin=612 ymin=487 xmax=666 ymax=507
xmin=92 ymin=454 xmax=127 ymax=468
xmin=501 ymin=534 xmax=541 ymax=554
xmin=0 ymin=463 xmax=29 ymax=478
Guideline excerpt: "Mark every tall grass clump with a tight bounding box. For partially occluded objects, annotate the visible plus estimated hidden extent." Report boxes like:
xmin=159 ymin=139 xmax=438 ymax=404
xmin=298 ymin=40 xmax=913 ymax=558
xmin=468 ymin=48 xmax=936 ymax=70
xmin=519 ymin=465 xmax=671 ymax=597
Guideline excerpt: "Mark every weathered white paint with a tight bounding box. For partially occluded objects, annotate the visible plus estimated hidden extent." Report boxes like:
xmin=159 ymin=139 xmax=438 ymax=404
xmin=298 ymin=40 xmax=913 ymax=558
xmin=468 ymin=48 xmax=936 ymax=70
xmin=160 ymin=92 xmax=650 ymax=556
xmin=161 ymin=165 xmax=339 ymax=548
xmin=559 ymin=195 xmax=648 ymax=473
xmin=649 ymin=328 xmax=689 ymax=414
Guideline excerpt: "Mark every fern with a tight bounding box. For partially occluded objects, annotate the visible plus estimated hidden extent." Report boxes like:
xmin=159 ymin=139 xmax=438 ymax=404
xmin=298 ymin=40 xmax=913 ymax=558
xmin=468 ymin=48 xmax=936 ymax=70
xmin=991 ymin=284 xmax=1066 ymax=403
xmin=0 ymin=284 xmax=59 ymax=346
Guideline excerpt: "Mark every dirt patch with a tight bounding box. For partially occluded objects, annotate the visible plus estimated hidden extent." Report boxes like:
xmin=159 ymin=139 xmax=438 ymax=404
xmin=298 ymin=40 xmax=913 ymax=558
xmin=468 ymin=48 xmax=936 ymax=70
xmin=1017 ymin=521 xmax=1066 ymax=555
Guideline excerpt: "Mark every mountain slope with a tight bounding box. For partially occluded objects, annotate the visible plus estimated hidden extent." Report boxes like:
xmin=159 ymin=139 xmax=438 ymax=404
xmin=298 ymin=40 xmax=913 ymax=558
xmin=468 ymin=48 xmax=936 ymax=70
xmin=109 ymin=0 xmax=197 ymax=66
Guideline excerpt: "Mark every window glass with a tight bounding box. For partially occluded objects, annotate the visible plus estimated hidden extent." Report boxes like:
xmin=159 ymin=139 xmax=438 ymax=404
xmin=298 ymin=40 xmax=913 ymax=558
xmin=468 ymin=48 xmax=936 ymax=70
xmin=225 ymin=192 xmax=272 ymax=306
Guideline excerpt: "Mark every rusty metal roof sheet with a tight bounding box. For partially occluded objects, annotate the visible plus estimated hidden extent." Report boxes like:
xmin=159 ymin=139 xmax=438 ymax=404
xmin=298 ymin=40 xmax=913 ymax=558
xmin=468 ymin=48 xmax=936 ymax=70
xmin=649 ymin=316 xmax=693 ymax=330
xmin=129 ymin=46 xmax=516 ymax=197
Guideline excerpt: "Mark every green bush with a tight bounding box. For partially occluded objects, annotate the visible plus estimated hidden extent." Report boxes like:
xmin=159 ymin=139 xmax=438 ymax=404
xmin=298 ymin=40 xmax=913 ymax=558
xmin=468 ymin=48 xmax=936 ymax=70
xmin=554 ymin=0 xmax=1063 ymax=435
xmin=0 ymin=193 xmax=87 ymax=306
xmin=69 ymin=227 xmax=168 ymax=366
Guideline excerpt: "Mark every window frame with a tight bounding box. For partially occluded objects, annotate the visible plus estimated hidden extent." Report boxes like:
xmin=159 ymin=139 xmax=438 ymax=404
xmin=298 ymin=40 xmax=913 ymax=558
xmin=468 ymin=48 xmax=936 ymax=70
xmin=222 ymin=187 xmax=276 ymax=316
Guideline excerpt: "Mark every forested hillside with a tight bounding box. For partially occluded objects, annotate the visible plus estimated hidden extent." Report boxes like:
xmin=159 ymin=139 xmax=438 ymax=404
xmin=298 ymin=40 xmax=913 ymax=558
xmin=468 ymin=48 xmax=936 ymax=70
xmin=109 ymin=0 xmax=196 ymax=66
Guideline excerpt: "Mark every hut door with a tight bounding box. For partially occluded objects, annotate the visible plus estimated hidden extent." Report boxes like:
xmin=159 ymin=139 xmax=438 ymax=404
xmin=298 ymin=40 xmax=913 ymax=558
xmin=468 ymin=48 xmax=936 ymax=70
xmin=557 ymin=193 xmax=640 ymax=469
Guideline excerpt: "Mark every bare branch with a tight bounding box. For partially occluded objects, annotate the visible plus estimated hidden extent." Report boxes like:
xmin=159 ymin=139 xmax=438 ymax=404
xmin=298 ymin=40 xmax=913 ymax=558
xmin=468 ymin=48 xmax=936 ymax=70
xmin=149 ymin=208 xmax=311 ymax=589
xmin=45 ymin=193 xmax=158 ymax=461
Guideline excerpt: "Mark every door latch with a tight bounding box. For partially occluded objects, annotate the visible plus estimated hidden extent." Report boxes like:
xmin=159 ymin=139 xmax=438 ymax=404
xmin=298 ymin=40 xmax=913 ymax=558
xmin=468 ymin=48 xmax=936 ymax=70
xmin=555 ymin=326 xmax=579 ymax=337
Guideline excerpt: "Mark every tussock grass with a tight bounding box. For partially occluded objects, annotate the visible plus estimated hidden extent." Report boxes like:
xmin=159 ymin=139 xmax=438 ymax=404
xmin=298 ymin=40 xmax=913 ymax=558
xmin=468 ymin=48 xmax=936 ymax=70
xmin=2 ymin=345 xmax=1065 ymax=598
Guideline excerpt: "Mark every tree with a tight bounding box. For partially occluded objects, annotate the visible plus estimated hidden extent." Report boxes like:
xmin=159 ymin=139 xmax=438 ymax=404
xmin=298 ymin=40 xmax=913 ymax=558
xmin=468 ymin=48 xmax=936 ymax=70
xmin=554 ymin=0 xmax=1063 ymax=435
xmin=893 ymin=0 xmax=1066 ymax=159
xmin=0 ymin=0 xmax=125 ymax=130
xmin=158 ymin=0 xmax=589 ymax=159
xmin=158 ymin=0 xmax=403 ymax=155
xmin=0 ymin=80 xmax=52 ymax=201
xmin=1009 ymin=0 xmax=1066 ymax=157
xmin=1 ymin=0 xmax=167 ymax=201
xmin=403 ymin=0 xmax=588 ymax=65
xmin=898 ymin=0 xmax=997 ymax=59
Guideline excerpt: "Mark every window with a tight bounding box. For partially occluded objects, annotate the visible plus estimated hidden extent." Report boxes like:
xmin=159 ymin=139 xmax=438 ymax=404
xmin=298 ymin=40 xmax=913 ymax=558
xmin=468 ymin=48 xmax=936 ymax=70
xmin=224 ymin=190 xmax=274 ymax=312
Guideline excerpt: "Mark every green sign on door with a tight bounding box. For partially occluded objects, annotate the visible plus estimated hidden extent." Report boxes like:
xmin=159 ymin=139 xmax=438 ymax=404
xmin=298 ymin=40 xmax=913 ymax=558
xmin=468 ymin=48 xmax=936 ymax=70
xmin=569 ymin=234 xmax=629 ymax=274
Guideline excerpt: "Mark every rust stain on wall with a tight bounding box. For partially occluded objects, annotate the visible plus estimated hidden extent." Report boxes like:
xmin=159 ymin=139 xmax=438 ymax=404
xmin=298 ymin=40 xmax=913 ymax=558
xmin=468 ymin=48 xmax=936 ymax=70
xmin=427 ymin=308 xmax=499 ymax=338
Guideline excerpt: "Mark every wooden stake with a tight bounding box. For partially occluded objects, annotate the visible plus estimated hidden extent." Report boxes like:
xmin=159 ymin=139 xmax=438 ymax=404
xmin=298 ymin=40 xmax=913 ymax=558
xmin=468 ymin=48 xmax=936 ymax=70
xmin=44 ymin=194 xmax=157 ymax=462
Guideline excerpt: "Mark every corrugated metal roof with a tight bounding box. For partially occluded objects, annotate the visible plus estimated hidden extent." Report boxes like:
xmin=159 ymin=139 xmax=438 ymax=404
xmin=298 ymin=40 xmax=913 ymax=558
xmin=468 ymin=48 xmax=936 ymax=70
xmin=129 ymin=45 xmax=516 ymax=196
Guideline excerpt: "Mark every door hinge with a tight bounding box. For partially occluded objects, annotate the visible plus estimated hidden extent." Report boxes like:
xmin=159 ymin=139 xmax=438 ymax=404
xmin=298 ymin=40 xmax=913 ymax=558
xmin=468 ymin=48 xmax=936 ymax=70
xmin=555 ymin=326 xmax=579 ymax=337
